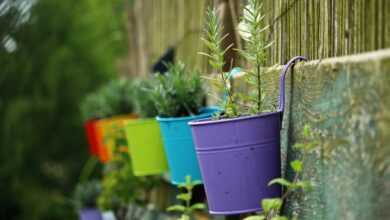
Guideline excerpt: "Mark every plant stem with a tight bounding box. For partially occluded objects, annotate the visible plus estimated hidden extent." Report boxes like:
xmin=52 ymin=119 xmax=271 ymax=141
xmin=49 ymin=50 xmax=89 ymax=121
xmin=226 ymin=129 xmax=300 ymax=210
xmin=185 ymin=187 xmax=192 ymax=216
xmin=257 ymin=61 xmax=262 ymax=112
xmin=220 ymin=67 xmax=237 ymax=116
xmin=78 ymin=157 xmax=98 ymax=183
xmin=280 ymin=146 xmax=308 ymax=213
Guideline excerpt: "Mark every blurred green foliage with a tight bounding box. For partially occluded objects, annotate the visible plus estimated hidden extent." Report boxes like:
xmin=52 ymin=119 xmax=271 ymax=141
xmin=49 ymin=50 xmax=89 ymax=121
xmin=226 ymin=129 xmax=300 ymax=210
xmin=98 ymin=152 xmax=140 ymax=212
xmin=97 ymin=125 xmax=163 ymax=220
xmin=0 ymin=0 xmax=127 ymax=219
xmin=132 ymin=78 xmax=159 ymax=118
xmin=80 ymin=79 xmax=135 ymax=120
xmin=73 ymin=180 xmax=102 ymax=211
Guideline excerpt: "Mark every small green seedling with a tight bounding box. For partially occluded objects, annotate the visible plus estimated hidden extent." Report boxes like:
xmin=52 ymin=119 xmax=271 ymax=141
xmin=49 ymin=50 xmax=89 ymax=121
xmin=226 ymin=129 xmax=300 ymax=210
xmin=245 ymin=124 xmax=318 ymax=220
xmin=167 ymin=176 xmax=206 ymax=220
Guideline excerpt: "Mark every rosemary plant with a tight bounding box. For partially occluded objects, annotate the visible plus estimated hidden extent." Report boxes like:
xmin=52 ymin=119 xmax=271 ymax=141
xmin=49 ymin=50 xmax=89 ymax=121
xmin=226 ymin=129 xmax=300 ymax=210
xmin=238 ymin=0 xmax=272 ymax=114
xmin=200 ymin=0 xmax=272 ymax=117
xmin=200 ymin=8 xmax=237 ymax=117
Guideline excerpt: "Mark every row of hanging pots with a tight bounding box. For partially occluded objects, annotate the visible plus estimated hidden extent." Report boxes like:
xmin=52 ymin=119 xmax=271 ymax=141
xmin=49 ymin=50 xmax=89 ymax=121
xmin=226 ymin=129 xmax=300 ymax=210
xmin=84 ymin=57 xmax=305 ymax=215
xmin=84 ymin=107 xmax=219 ymax=184
xmin=122 ymin=56 xmax=303 ymax=213
xmin=124 ymin=107 xmax=219 ymax=184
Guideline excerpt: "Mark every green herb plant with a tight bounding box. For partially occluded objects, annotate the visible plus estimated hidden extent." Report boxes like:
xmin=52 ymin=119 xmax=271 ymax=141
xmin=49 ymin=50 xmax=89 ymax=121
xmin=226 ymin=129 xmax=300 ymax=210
xmin=167 ymin=176 xmax=206 ymax=220
xmin=200 ymin=0 xmax=272 ymax=117
xmin=238 ymin=0 xmax=272 ymax=114
xmin=200 ymin=8 xmax=237 ymax=117
xmin=80 ymin=92 xmax=112 ymax=120
xmin=150 ymin=62 xmax=206 ymax=118
xmin=73 ymin=180 xmax=101 ymax=211
xmin=244 ymin=125 xmax=319 ymax=220
xmin=100 ymin=79 xmax=135 ymax=117
xmin=80 ymin=79 xmax=135 ymax=120
xmin=132 ymin=78 xmax=159 ymax=118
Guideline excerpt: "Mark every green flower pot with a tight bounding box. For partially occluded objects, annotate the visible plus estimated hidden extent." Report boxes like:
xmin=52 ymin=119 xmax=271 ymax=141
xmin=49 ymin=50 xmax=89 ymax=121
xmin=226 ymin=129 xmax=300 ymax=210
xmin=125 ymin=119 xmax=168 ymax=176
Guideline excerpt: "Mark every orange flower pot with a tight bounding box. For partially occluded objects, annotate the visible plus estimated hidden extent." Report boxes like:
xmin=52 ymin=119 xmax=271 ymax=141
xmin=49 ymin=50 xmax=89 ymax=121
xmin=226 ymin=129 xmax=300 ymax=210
xmin=96 ymin=114 xmax=138 ymax=163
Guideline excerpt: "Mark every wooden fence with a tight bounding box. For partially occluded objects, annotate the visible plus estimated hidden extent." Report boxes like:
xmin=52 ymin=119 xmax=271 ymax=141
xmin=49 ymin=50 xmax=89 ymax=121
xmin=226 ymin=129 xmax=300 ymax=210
xmin=123 ymin=0 xmax=209 ymax=76
xmin=123 ymin=0 xmax=390 ymax=76
xmin=263 ymin=0 xmax=390 ymax=65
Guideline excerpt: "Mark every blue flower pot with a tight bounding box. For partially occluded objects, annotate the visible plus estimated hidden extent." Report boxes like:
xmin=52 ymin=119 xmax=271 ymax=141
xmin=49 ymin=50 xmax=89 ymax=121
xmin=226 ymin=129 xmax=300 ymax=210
xmin=156 ymin=107 xmax=219 ymax=184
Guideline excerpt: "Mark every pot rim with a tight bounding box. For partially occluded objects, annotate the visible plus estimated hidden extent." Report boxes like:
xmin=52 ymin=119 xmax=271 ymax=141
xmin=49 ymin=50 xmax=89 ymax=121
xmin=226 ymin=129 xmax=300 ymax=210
xmin=126 ymin=118 xmax=156 ymax=126
xmin=209 ymin=207 xmax=262 ymax=215
xmin=188 ymin=111 xmax=281 ymax=126
xmin=98 ymin=114 xmax=139 ymax=122
xmin=156 ymin=106 xmax=220 ymax=122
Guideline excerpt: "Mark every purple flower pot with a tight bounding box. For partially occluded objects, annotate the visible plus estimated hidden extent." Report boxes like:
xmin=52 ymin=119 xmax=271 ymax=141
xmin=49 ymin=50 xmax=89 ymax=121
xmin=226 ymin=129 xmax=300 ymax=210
xmin=79 ymin=208 xmax=103 ymax=220
xmin=189 ymin=56 xmax=307 ymax=215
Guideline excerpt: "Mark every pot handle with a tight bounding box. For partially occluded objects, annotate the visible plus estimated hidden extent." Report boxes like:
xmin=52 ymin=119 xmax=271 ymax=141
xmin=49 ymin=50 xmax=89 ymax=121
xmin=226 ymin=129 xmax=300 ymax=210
xmin=278 ymin=56 xmax=307 ymax=117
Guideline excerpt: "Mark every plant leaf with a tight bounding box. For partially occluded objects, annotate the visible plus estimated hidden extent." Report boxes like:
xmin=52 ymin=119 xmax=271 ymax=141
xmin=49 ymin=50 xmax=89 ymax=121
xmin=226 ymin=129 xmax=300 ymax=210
xmin=271 ymin=216 xmax=288 ymax=220
xmin=244 ymin=216 xmax=266 ymax=220
xmin=290 ymin=160 xmax=303 ymax=173
xmin=190 ymin=203 xmax=206 ymax=211
xmin=295 ymin=181 xmax=313 ymax=191
xmin=167 ymin=205 xmax=186 ymax=212
xmin=303 ymin=124 xmax=311 ymax=138
xmin=177 ymin=193 xmax=191 ymax=202
xmin=306 ymin=141 xmax=319 ymax=152
xmin=268 ymin=178 xmax=292 ymax=187
xmin=293 ymin=143 xmax=305 ymax=150
xmin=198 ymin=52 xmax=214 ymax=58
xmin=261 ymin=198 xmax=282 ymax=214
xmin=179 ymin=215 xmax=190 ymax=220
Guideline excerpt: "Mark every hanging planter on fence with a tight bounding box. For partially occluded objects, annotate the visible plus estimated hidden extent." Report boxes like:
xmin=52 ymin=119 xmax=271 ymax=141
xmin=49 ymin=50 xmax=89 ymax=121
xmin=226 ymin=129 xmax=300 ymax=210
xmin=189 ymin=57 xmax=307 ymax=214
xmin=125 ymin=118 xmax=168 ymax=176
xmin=96 ymin=114 xmax=138 ymax=163
xmin=84 ymin=119 xmax=100 ymax=156
xmin=156 ymin=107 xmax=219 ymax=184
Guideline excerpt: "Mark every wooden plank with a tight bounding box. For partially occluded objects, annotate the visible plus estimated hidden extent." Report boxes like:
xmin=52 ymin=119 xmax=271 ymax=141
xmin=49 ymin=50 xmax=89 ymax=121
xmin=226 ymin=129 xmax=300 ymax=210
xmin=125 ymin=0 xmax=390 ymax=72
